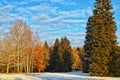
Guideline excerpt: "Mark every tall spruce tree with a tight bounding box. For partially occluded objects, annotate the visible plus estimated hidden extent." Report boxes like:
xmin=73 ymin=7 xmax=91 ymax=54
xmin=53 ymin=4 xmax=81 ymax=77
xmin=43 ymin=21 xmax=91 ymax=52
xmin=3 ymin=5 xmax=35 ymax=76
xmin=109 ymin=46 xmax=120 ymax=76
xmin=83 ymin=16 xmax=95 ymax=73
xmin=84 ymin=0 xmax=118 ymax=76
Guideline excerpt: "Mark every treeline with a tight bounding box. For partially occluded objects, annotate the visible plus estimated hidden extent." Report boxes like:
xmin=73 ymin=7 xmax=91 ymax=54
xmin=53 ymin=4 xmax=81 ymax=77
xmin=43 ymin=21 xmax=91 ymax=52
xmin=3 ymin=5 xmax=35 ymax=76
xmin=0 ymin=19 xmax=83 ymax=73
xmin=48 ymin=37 xmax=83 ymax=72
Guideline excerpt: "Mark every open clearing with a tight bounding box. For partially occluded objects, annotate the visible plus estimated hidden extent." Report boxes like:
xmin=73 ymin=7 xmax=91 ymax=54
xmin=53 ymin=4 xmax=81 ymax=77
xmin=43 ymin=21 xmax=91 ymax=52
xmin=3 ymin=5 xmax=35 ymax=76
xmin=0 ymin=71 xmax=119 ymax=80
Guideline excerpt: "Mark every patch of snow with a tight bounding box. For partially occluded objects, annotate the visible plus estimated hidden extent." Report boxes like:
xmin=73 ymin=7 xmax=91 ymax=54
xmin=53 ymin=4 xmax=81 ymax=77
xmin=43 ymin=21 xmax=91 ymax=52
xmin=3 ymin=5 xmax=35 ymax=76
xmin=0 ymin=71 xmax=119 ymax=80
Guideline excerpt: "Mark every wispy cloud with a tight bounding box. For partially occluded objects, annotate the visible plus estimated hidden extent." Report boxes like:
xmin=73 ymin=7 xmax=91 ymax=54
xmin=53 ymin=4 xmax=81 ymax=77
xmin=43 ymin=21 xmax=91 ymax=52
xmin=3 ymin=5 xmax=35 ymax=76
xmin=27 ymin=4 xmax=58 ymax=14
xmin=62 ymin=19 xmax=86 ymax=23
xmin=49 ymin=0 xmax=76 ymax=5
xmin=40 ymin=16 xmax=62 ymax=23
xmin=0 ymin=0 xmax=93 ymax=47
xmin=117 ymin=21 xmax=120 ymax=25
xmin=50 ymin=0 xmax=66 ymax=5
xmin=0 ymin=0 xmax=119 ymax=46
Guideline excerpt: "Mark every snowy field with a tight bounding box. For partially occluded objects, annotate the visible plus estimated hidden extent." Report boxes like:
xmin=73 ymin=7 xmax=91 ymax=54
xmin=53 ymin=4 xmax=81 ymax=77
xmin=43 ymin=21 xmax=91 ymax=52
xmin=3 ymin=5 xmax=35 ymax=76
xmin=0 ymin=71 xmax=120 ymax=80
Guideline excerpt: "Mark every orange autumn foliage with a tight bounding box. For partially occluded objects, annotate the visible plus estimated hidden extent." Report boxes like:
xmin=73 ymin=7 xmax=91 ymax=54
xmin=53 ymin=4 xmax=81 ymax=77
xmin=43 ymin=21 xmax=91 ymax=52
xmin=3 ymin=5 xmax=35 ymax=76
xmin=34 ymin=44 xmax=45 ymax=72
xmin=71 ymin=48 xmax=82 ymax=71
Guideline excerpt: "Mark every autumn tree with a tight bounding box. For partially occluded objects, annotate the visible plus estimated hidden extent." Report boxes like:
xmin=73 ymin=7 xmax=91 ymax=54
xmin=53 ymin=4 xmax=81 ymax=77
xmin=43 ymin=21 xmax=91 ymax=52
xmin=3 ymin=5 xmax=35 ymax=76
xmin=71 ymin=48 xmax=82 ymax=71
xmin=77 ymin=47 xmax=85 ymax=71
xmin=8 ymin=19 xmax=34 ymax=73
xmin=34 ymin=43 xmax=45 ymax=72
xmin=0 ymin=38 xmax=15 ymax=73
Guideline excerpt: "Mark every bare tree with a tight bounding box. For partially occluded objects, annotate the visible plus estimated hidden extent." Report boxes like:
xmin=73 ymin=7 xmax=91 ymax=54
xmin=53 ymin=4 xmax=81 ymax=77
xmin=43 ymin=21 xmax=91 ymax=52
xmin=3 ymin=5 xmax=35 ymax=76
xmin=8 ymin=19 xmax=35 ymax=73
xmin=0 ymin=19 xmax=40 ymax=73
xmin=0 ymin=37 xmax=15 ymax=73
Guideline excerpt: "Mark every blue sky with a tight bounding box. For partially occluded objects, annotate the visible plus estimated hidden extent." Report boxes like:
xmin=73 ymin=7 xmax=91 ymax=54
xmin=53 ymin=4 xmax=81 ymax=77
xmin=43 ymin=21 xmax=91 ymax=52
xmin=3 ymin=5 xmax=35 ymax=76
xmin=0 ymin=0 xmax=120 ymax=47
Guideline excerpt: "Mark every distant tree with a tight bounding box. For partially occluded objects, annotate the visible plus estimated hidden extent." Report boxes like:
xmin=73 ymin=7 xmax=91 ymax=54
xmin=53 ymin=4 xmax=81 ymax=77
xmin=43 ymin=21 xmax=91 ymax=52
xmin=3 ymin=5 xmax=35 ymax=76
xmin=59 ymin=37 xmax=73 ymax=72
xmin=77 ymin=47 xmax=85 ymax=71
xmin=46 ymin=45 xmax=53 ymax=72
xmin=34 ymin=43 xmax=44 ymax=72
xmin=43 ymin=41 xmax=50 ymax=72
xmin=77 ymin=47 xmax=85 ymax=59
xmin=71 ymin=48 xmax=82 ymax=71
xmin=49 ymin=38 xmax=60 ymax=72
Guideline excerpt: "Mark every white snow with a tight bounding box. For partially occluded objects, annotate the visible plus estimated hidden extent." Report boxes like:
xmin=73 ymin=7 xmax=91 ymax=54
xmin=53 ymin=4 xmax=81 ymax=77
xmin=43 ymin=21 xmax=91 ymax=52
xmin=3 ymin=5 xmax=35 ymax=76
xmin=0 ymin=71 xmax=119 ymax=80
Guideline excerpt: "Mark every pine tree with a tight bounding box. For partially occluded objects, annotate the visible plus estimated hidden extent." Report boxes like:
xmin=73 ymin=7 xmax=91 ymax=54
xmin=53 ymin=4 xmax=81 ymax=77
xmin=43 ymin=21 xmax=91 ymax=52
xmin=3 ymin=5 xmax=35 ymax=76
xmin=44 ymin=41 xmax=49 ymax=49
xmin=58 ymin=37 xmax=64 ymax=71
xmin=84 ymin=0 xmax=118 ymax=76
xmin=109 ymin=46 xmax=120 ymax=76
xmin=50 ymin=38 xmax=60 ymax=72
xmin=59 ymin=37 xmax=73 ymax=72
xmin=43 ymin=41 xmax=50 ymax=72
xmin=83 ymin=16 xmax=95 ymax=73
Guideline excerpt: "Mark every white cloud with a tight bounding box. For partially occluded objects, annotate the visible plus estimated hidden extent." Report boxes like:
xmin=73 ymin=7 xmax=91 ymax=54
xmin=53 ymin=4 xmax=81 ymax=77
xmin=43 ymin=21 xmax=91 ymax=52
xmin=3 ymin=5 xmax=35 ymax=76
xmin=0 ymin=27 xmax=9 ymax=37
xmin=0 ymin=5 xmax=14 ymax=10
xmin=49 ymin=0 xmax=76 ymax=5
xmin=50 ymin=0 xmax=65 ymax=4
xmin=30 ymin=8 xmax=89 ymax=25
xmin=68 ymin=37 xmax=85 ymax=47
xmin=113 ymin=5 xmax=120 ymax=12
xmin=59 ymin=10 xmax=82 ymax=18
xmin=16 ymin=8 xmax=31 ymax=14
xmin=59 ymin=8 xmax=92 ymax=18
xmin=31 ymin=14 xmax=50 ymax=21
xmin=0 ymin=4 xmax=17 ymax=22
xmin=62 ymin=19 xmax=86 ymax=23
xmin=67 ymin=32 xmax=86 ymax=36
xmin=14 ymin=0 xmax=36 ymax=5
xmin=1 ymin=0 xmax=10 ymax=5
xmin=40 ymin=16 xmax=63 ymax=23
xmin=117 ymin=21 xmax=120 ymax=25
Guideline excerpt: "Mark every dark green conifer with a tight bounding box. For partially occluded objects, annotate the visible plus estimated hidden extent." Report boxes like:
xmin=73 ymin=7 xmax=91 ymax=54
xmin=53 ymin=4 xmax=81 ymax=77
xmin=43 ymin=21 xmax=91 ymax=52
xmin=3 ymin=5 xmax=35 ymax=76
xmin=43 ymin=41 xmax=50 ymax=71
xmin=83 ymin=16 xmax=95 ymax=73
xmin=84 ymin=0 xmax=118 ymax=76
xmin=59 ymin=37 xmax=73 ymax=72
xmin=50 ymin=38 xmax=60 ymax=72
xmin=109 ymin=46 xmax=120 ymax=76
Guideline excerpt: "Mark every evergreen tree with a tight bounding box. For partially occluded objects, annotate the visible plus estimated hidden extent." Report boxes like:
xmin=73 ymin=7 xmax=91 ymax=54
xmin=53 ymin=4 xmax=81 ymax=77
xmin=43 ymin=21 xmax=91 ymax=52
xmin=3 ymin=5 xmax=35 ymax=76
xmin=58 ymin=37 xmax=64 ymax=71
xmin=50 ymin=38 xmax=60 ymax=72
xmin=109 ymin=46 xmax=120 ymax=76
xmin=59 ymin=37 xmax=73 ymax=72
xmin=84 ymin=0 xmax=118 ymax=76
xmin=46 ymin=45 xmax=54 ymax=72
xmin=43 ymin=41 xmax=50 ymax=71
xmin=44 ymin=41 xmax=49 ymax=49
xmin=83 ymin=16 xmax=95 ymax=73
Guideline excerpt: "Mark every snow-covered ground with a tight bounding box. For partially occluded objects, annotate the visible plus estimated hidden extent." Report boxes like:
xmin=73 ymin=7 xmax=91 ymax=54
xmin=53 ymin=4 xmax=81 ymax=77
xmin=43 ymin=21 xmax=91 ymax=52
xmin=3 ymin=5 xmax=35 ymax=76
xmin=0 ymin=71 xmax=119 ymax=80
